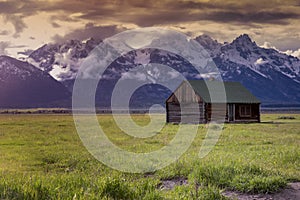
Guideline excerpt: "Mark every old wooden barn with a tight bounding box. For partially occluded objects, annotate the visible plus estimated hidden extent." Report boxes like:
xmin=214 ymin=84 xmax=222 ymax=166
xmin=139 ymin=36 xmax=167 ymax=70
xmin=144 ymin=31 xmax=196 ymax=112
xmin=166 ymin=80 xmax=260 ymax=123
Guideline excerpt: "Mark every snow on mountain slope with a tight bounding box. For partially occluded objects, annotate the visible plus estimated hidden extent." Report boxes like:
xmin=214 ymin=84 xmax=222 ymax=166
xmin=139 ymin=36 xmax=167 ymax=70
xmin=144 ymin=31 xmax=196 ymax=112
xmin=217 ymin=34 xmax=300 ymax=82
xmin=28 ymin=38 xmax=100 ymax=81
xmin=25 ymin=32 xmax=300 ymax=105
xmin=195 ymin=34 xmax=222 ymax=56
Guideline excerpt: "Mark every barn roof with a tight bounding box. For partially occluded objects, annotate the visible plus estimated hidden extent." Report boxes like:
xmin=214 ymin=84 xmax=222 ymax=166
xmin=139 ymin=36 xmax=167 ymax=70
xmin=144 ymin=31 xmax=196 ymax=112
xmin=187 ymin=80 xmax=260 ymax=103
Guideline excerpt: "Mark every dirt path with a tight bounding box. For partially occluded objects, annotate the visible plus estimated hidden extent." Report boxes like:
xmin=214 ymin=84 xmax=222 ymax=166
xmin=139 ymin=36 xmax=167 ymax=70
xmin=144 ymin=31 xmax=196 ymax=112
xmin=160 ymin=178 xmax=300 ymax=200
xmin=222 ymin=182 xmax=300 ymax=200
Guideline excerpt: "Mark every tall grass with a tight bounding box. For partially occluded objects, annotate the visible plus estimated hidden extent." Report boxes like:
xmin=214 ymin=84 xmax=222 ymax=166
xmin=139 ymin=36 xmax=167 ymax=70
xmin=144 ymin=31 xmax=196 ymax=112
xmin=190 ymin=162 xmax=286 ymax=193
xmin=0 ymin=114 xmax=299 ymax=199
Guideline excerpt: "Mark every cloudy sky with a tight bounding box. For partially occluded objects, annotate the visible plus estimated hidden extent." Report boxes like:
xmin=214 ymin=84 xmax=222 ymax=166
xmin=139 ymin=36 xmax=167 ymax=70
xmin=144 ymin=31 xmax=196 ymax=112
xmin=1 ymin=0 xmax=300 ymax=57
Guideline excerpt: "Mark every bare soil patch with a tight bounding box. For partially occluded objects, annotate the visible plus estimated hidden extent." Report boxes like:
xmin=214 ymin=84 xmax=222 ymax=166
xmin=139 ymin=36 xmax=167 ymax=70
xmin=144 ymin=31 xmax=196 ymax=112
xmin=159 ymin=177 xmax=188 ymax=190
xmin=222 ymin=182 xmax=300 ymax=200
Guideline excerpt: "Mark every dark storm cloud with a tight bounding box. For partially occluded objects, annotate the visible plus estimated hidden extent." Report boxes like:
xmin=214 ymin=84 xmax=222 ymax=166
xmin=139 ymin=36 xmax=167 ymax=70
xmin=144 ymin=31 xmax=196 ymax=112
xmin=52 ymin=23 xmax=127 ymax=43
xmin=0 ymin=0 xmax=44 ymax=16
xmin=0 ymin=1 xmax=23 ymax=14
xmin=0 ymin=41 xmax=10 ymax=55
xmin=201 ymin=11 xmax=300 ymax=25
xmin=51 ymin=21 xmax=61 ymax=28
xmin=1 ymin=0 xmax=299 ymax=25
xmin=3 ymin=15 xmax=27 ymax=38
xmin=48 ymin=0 xmax=300 ymax=27
xmin=115 ymin=9 xmax=300 ymax=27
xmin=0 ymin=1 xmax=40 ymax=37
xmin=1 ymin=0 xmax=300 ymax=38
xmin=0 ymin=30 xmax=10 ymax=35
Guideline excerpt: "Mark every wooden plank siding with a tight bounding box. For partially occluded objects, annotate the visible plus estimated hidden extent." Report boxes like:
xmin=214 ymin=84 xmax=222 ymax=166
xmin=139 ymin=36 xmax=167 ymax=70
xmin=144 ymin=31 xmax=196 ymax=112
xmin=166 ymin=82 xmax=205 ymax=123
xmin=167 ymin=102 xmax=260 ymax=123
xmin=234 ymin=103 xmax=260 ymax=122
xmin=205 ymin=103 xmax=227 ymax=122
xmin=205 ymin=103 xmax=260 ymax=123
xmin=166 ymin=81 xmax=200 ymax=104
xmin=167 ymin=102 xmax=205 ymax=123
xmin=166 ymin=80 xmax=260 ymax=124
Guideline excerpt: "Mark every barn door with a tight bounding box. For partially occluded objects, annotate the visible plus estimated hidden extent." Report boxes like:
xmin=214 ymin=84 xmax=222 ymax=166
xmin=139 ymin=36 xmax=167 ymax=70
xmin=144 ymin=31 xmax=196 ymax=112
xmin=228 ymin=104 xmax=234 ymax=122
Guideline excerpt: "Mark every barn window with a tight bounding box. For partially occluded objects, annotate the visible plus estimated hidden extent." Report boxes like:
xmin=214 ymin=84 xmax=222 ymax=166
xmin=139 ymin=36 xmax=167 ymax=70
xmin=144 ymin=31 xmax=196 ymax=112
xmin=239 ymin=105 xmax=251 ymax=117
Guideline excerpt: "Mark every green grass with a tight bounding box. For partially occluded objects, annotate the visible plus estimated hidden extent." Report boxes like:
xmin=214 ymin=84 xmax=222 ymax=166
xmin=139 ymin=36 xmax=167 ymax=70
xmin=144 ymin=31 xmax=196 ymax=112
xmin=0 ymin=114 xmax=299 ymax=199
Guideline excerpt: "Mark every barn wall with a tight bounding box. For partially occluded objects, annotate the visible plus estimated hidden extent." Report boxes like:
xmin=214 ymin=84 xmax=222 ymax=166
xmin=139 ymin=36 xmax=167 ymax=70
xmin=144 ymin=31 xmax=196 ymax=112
xmin=166 ymin=81 xmax=200 ymax=103
xmin=167 ymin=102 xmax=260 ymax=123
xmin=166 ymin=102 xmax=205 ymax=123
xmin=205 ymin=103 xmax=228 ymax=122
xmin=166 ymin=82 xmax=205 ymax=123
xmin=234 ymin=103 xmax=260 ymax=122
xmin=167 ymin=81 xmax=205 ymax=123
xmin=166 ymin=81 xmax=260 ymax=123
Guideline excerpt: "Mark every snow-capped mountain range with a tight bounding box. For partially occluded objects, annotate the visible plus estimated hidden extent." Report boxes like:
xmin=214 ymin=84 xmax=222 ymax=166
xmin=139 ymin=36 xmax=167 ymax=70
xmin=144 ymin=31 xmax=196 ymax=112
xmin=196 ymin=34 xmax=300 ymax=80
xmin=1 ymin=33 xmax=300 ymax=108
xmin=197 ymin=34 xmax=300 ymax=104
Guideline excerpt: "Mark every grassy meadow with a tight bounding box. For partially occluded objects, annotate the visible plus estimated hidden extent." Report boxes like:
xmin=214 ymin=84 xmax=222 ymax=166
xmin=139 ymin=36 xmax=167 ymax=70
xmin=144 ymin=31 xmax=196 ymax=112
xmin=0 ymin=114 xmax=299 ymax=199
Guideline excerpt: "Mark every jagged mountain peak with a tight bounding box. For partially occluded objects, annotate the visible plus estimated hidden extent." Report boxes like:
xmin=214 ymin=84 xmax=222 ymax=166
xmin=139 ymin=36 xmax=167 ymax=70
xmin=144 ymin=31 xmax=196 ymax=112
xmin=195 ymin=34 xmax=220 ymax=46
xmin=19 ymin=32 xmax=300 ymax=106
xmin=194 ymin=34 xmax=222 ymax=55
xmin=232 ymin=34 xmax=256 ymax=46
xmin=195 ymin=34 xmax=215 ymax=41
xmin=28 ymin=37 xmax=101 ymax=75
